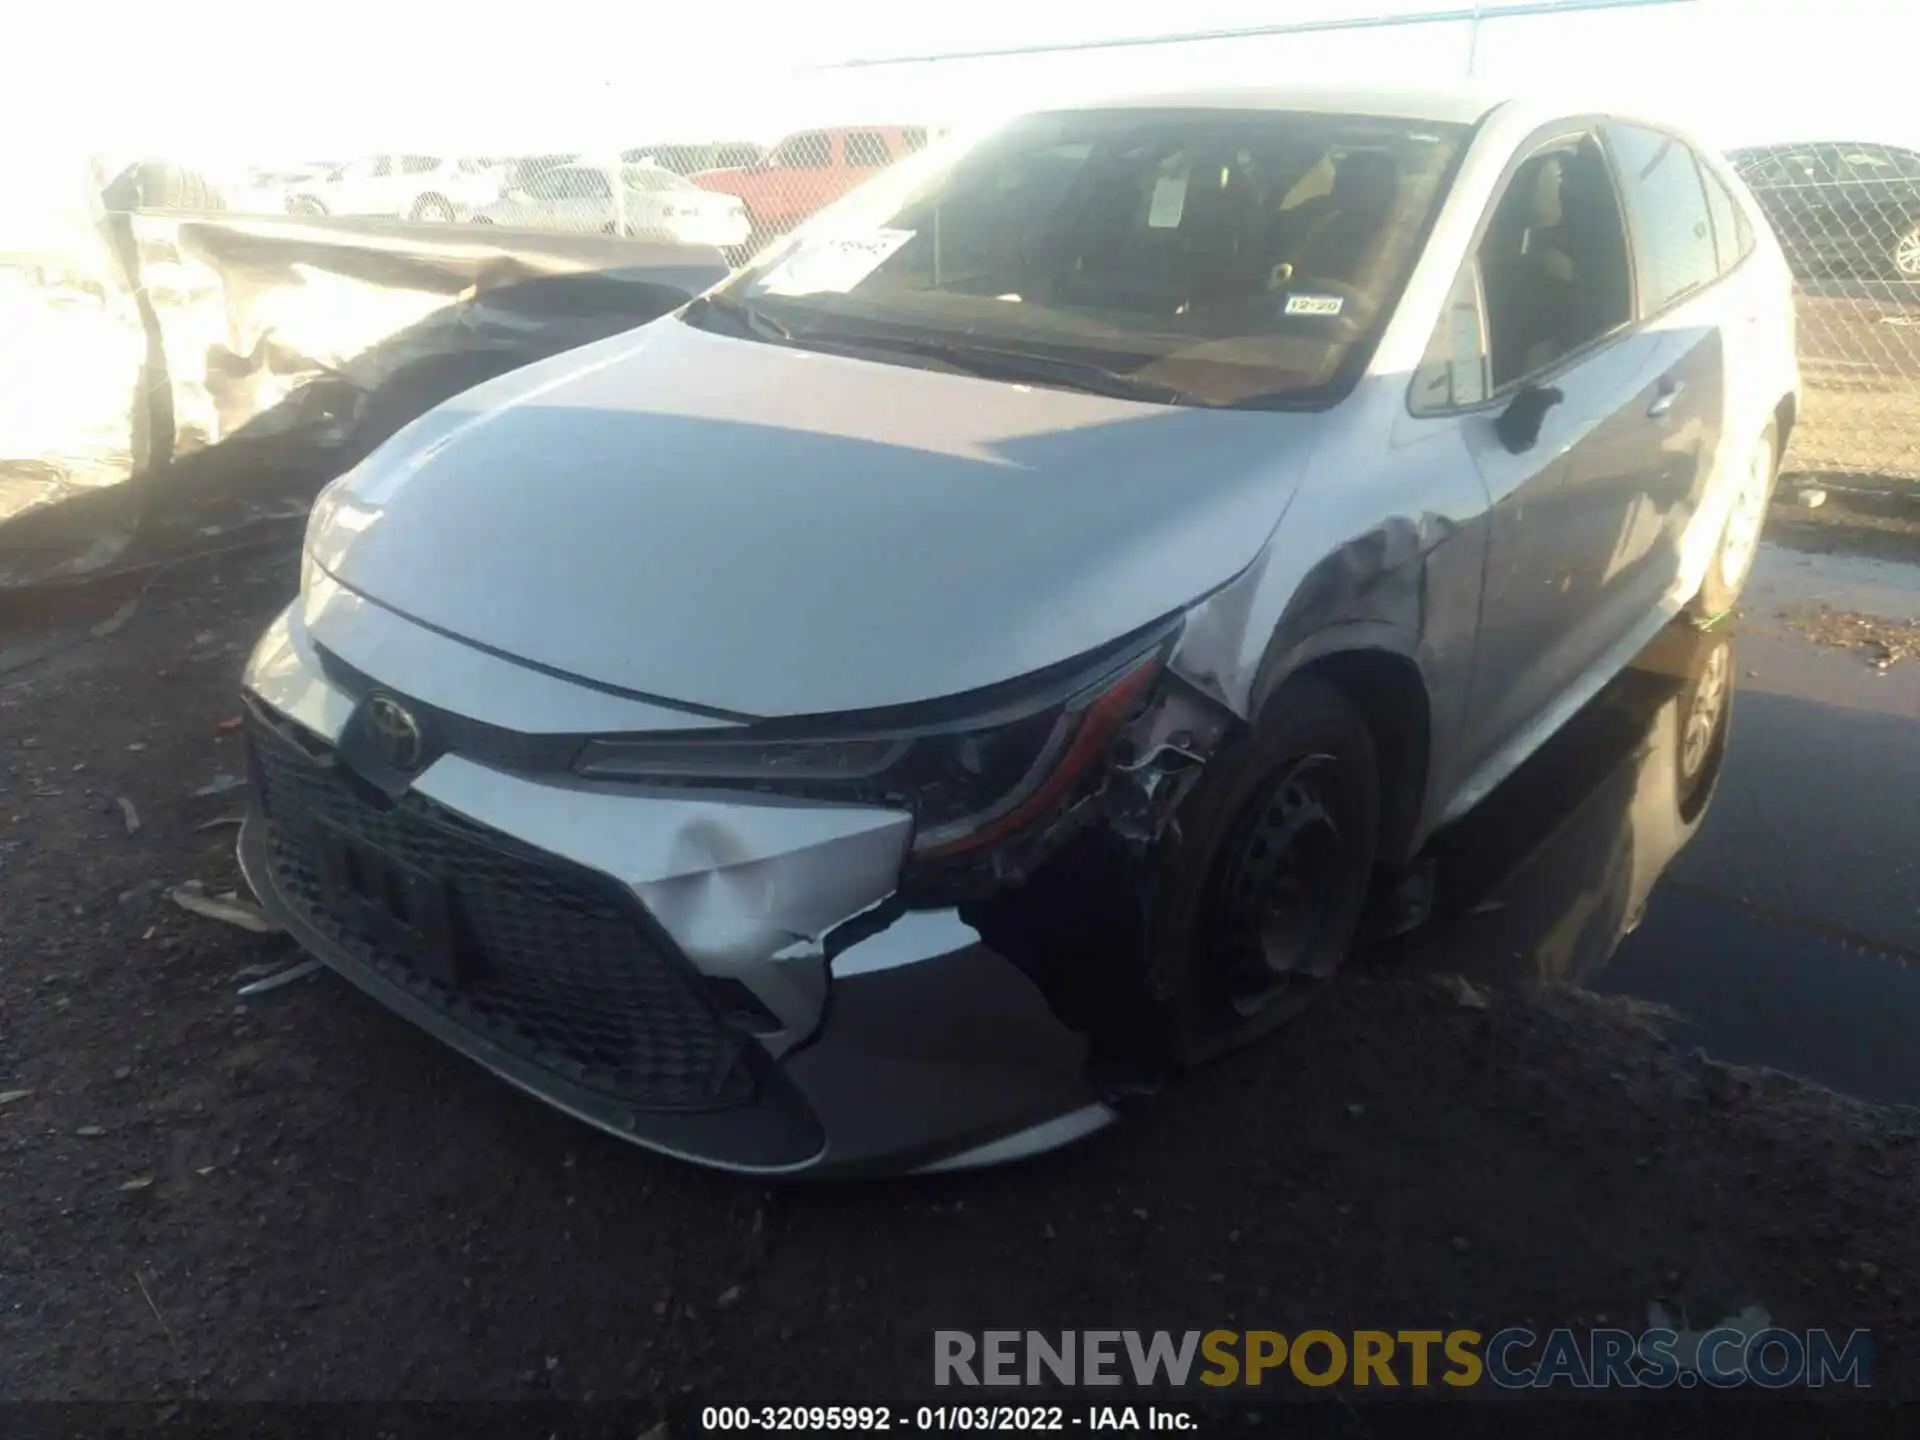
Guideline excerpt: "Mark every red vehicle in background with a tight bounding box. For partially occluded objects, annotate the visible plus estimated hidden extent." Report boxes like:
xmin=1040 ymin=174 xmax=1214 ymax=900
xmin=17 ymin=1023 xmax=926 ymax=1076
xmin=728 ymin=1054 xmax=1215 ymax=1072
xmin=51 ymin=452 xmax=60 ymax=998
xmin=691 ymin=126 xmax=929 ymax=244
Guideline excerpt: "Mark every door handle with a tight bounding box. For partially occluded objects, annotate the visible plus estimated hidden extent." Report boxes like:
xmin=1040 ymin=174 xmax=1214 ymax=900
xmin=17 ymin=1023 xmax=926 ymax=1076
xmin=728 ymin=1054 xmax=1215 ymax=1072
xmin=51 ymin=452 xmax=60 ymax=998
xmin=1648 ymin=378 xmax=1684 ymax=420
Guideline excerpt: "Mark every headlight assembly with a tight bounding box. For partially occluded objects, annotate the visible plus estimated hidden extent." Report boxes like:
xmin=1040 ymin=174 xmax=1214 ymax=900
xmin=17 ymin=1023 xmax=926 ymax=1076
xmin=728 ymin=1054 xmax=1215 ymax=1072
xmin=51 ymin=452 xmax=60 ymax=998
xmin=575 ymin=629 xmax=1174 ymax=857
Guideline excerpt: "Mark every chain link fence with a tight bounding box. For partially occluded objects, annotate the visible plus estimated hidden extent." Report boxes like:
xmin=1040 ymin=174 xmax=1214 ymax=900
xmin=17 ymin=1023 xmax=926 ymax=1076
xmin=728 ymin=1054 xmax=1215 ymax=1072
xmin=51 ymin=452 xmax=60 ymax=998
xmin=1729 ymin=144 xmax=1920 ymax=481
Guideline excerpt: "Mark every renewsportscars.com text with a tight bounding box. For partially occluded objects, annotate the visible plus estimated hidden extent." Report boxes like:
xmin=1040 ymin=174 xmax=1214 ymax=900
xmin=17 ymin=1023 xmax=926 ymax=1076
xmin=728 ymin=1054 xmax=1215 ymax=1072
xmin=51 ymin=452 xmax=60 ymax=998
xmin=934 ymin=1327 xmax=1873 ymax=1390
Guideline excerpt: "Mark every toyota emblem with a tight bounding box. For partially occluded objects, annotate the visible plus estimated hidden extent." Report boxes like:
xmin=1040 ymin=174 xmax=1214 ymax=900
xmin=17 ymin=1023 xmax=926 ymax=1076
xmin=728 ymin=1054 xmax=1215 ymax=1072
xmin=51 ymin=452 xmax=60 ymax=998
xmin=363 ymin=694 xmax=425 ymax=773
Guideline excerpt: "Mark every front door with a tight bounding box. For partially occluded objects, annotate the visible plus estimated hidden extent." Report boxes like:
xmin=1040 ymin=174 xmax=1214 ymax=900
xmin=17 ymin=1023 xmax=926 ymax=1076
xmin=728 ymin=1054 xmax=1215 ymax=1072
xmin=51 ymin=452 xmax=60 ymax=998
xmin=1453 ymin=131 xmax=1668 ymax=771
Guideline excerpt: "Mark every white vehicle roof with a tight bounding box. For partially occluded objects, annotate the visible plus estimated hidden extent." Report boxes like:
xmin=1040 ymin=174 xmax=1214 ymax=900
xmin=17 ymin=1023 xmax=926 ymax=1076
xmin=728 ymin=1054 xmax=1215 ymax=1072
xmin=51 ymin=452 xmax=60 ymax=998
xmin=1060 ymin=83 xmax=1693 ymax=136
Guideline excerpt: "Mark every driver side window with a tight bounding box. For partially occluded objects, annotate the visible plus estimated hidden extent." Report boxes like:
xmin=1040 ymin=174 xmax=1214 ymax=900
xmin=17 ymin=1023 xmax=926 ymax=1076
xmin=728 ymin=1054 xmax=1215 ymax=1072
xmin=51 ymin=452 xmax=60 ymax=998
xmin=1476 ymin=135 xmax=1633 ymax=391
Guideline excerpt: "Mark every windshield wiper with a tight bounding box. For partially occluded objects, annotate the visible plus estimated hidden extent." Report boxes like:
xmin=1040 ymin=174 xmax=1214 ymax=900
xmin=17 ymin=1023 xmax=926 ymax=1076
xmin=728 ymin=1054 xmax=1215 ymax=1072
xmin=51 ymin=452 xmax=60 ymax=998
xmin=685 ymin=292 xmax=792 ymax=343
xmin=805 ymin=333 xmax=1193 ymax=405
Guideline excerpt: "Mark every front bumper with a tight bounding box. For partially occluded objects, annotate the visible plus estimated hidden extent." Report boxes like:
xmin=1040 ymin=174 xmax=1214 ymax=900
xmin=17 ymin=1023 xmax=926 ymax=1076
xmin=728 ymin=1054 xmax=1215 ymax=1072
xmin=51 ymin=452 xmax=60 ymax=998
xmin=237 ymin=598 xmax=1111 ymax=1177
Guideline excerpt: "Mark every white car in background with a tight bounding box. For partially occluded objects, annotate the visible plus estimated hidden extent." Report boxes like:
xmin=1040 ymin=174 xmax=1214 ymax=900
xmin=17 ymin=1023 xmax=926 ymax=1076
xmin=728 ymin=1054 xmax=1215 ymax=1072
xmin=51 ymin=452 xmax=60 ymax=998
xmin=472 ymin=161 xmax=751 ymax=248
xmin=284 ymin=155 xmax=504 ymax=222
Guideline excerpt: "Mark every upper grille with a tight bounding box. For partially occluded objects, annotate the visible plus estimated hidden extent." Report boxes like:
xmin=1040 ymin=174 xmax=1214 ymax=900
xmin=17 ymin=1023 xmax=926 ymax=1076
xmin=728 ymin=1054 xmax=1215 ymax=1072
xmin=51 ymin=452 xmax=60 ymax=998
xmin=249 ymin=712 xmax=752 ymax=1111
xmin=313 ymin=643 xmax=586 ymax=774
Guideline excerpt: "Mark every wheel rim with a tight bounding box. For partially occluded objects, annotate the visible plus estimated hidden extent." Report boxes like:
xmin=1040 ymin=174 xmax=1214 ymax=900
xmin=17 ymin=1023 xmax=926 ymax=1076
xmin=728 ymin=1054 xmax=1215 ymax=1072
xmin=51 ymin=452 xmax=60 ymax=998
xmin=1212 ymin=754 xmax=1352 ymax=1015
xmin=1898 ymin=227 xmax=1920 ymax=278
xmin=1681 ymin=642 xmax=1731 ymax=782
xmin=1718 ymin=433 xmax=1772 ymax=594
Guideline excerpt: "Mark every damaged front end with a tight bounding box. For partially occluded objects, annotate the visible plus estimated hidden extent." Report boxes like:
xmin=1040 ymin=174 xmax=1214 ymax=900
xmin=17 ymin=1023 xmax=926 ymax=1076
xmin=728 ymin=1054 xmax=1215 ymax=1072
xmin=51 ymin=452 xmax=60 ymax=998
xmin=237 ymin=590 xmax=1245 ymax=1176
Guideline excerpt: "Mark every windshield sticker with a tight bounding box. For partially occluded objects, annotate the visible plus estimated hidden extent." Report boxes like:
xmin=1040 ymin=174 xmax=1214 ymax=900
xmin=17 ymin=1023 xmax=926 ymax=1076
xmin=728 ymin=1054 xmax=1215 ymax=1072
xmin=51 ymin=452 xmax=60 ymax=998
xmin=1284 ymin=294 xmax=1346 ymax=317
xmin=1147 ymin=174 xmax=1189 ymax=229
xmin=757 ymin=229 xmax=914 ymax=296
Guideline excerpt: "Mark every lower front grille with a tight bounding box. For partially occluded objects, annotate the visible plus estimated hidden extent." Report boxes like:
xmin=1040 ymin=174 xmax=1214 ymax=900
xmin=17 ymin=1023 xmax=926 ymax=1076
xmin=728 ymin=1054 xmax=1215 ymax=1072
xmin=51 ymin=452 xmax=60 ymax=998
xmin=249 ymin=712 xmax=752 ymax=1112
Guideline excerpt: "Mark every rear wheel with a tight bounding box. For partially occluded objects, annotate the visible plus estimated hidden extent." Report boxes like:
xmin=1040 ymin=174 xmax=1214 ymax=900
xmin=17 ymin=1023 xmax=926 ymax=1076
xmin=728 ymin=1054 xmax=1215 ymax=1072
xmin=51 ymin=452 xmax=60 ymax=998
xmin=1896 ymin=222 xmax=1920 ymax=280
xmin=1676 ymin=636 xmax=1734 ymax=822
xmin=410 ymin=193 xmax=455 ymax=223
xmin=1146 ymin=675 xmax=1380 ymax=1062
xmin=1693 ymin=420 xmax=1777 ymax=622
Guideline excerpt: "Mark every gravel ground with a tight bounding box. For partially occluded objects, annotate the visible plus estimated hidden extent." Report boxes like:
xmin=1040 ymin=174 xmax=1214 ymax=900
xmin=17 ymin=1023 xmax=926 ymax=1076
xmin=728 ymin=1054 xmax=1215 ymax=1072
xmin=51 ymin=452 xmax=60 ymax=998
xmin=3 ymin=541 xmax=1920 ymax=1413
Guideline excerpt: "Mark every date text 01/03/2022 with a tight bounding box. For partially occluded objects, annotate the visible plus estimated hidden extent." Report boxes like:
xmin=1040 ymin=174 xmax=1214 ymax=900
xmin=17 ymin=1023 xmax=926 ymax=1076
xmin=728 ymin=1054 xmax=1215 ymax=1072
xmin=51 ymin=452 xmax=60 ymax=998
xmin=698 ymin=1404 xmax=1198 ymax=1431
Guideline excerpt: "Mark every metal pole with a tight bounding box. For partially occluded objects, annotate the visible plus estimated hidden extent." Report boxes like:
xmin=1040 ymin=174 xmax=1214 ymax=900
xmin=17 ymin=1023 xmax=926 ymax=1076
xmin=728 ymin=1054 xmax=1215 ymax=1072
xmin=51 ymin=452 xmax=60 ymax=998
xmin=1466 ymin=0 xmax=1485 ymax=79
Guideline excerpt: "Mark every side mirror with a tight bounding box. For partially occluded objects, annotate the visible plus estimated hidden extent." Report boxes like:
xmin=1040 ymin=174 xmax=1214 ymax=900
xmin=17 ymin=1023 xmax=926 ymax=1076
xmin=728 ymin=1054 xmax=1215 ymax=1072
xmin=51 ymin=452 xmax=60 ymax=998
xmin=1494 ymin=383 xmax=1565 ymax=454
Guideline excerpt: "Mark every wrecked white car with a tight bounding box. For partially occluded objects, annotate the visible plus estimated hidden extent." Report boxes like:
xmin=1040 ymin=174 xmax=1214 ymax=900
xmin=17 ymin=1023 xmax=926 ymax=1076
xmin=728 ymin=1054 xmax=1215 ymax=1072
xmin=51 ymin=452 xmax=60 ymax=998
xmin=237 ymin=86 xmax=1799 ymax=1175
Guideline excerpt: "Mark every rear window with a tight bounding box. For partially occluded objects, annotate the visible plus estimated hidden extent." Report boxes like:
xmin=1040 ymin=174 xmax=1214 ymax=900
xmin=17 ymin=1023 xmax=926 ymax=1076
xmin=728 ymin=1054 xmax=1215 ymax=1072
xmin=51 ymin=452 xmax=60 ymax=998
xmin=1700 ymin=162 xmax=1754 ymax=274
xmin=713 ymin=108 xmax=1468 ymax=409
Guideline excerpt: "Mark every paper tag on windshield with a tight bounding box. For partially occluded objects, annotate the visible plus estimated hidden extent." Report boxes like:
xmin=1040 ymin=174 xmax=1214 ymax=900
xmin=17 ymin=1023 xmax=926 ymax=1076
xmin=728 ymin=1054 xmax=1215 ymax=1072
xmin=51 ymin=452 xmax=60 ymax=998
xmin=757 ymin=229 xmax=914 ymax=296
xmin=1147 ymin=174 xmax=1188 ymax=229
xmin=1285 ymin=294 xmax=1346 ymax=317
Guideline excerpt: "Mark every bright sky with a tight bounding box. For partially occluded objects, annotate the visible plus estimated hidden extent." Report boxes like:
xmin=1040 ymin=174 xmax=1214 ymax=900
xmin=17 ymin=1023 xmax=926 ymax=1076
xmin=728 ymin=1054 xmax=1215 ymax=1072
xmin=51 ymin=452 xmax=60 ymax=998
xmin=5 ymin=0 xmax=1915 ymax=180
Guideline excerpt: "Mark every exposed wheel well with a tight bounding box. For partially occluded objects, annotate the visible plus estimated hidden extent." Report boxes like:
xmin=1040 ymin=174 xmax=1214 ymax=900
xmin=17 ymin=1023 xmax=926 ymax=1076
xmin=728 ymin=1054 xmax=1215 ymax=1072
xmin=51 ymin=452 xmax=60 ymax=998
xmin=1292 ymin=649 xmax=1430 ymax=868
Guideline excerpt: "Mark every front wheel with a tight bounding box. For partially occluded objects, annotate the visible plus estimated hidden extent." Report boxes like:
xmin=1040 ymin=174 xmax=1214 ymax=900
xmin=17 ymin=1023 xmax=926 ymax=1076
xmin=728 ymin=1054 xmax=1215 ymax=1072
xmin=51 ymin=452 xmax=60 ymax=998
xmin=1145 ymin=675 xmax=1380 ymax=1062
xmin=410 ymin=194 xmax=455 ymax=223
xmin=1693 ymin=419 xmax=1778 ymax=622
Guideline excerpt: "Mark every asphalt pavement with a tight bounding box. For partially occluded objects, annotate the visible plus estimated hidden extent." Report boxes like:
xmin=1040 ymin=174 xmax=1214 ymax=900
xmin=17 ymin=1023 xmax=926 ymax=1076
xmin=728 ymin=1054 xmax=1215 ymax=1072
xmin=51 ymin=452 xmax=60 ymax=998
xmin=1397 ymin=541 xmax=1920 ymax=1110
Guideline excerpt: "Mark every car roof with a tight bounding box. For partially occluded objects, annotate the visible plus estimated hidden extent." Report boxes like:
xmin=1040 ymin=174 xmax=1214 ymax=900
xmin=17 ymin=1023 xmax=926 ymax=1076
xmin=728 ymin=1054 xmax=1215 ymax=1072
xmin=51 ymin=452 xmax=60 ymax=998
xmin=1035 ymin=84 xmax=1721 ymax=139
xmin=1052 ymin=84 xmax=1510 ymax=127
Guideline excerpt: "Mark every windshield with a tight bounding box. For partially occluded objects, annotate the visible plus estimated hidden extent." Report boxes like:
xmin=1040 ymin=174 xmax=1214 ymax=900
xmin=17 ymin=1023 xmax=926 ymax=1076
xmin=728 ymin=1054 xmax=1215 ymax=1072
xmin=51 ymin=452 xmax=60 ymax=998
xmin=702 ymin=108 xmax=1467 ymax=408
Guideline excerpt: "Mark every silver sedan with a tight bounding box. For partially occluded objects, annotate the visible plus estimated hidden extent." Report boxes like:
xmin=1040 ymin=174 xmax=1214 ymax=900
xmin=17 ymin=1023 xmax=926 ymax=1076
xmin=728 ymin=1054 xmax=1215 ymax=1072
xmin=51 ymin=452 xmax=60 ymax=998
xmin=239 ymin=85 xmax=1799 ymax=1177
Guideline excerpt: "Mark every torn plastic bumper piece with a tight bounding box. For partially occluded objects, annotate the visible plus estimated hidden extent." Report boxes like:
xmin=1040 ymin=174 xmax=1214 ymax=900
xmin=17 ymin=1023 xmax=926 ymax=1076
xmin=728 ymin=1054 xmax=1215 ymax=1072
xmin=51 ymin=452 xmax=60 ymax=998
xmin=238 ymin=799 xmax=1110 ymax=1177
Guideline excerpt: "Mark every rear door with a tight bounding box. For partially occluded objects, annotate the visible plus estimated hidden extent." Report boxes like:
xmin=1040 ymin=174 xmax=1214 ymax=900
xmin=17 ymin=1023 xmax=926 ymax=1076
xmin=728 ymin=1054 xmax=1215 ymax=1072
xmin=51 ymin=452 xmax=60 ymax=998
xmin=1598 ymin=122 xmax=1726 ymax=605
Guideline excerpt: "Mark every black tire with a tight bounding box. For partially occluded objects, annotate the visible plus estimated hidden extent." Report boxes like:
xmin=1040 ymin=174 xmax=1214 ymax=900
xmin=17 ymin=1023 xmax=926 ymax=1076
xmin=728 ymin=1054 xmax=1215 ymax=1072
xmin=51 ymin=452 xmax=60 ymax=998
xmin=1693 ymin=419 xmax=1778 ymax=622
xmin=410 ymin=193 xmax=456 ymax=223
xmin=1145 ymin=674 xmax=1380 ymax=1063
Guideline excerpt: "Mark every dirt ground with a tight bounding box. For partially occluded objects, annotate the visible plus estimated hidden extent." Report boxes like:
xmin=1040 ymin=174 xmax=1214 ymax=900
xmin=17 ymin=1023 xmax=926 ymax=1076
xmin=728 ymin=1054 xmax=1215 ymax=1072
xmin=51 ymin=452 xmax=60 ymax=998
xmin=2 ymin=531 xmax=1919 ymax=1414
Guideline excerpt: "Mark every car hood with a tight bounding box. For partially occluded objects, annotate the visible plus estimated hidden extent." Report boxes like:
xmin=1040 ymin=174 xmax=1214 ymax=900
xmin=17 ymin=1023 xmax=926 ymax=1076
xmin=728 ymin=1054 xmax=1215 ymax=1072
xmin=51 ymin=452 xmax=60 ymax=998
xmin=310 ymin=318 xmax=1320 ymax=719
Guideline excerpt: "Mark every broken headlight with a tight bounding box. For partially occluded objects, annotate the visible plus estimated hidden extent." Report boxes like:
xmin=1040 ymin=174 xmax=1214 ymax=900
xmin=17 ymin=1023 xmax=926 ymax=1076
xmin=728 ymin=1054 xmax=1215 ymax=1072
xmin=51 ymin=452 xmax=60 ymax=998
xmin=574 ymin=631 xmax=1172 ymax=857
